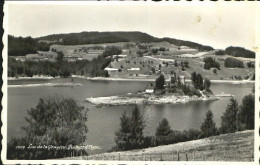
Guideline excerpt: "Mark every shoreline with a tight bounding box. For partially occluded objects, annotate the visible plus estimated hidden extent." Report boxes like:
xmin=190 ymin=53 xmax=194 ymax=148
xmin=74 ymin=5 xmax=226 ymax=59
xmin=8 ymin=75 xmax=255 ymax=84
xmin=8 ymin=82 xmax=82 ymax=88
xmin=85 ymin=95 xmax=219 ymax=106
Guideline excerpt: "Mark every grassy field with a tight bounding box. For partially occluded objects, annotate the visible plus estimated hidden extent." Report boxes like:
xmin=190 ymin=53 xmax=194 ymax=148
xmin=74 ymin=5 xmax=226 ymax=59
xmin=64 ymin=130 xmax=254 ymax=162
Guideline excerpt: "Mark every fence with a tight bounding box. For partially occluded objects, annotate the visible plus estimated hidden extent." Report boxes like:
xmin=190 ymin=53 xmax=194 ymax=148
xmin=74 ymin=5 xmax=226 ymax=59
xmin=72 ymin=149 xmax=254 ymax=161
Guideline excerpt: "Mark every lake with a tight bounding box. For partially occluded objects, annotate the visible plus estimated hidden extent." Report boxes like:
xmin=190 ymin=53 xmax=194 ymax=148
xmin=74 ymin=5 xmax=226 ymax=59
xmin=7 ymin=78 xmax=254 ymax=154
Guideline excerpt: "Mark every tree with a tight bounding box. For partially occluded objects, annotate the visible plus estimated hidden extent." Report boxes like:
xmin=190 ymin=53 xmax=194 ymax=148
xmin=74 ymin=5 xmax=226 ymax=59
xmin=184 ymin=61 xmax=189 ymax=68
xmin=56 ymin=51 xmax=64 ymax=63
xmin=114 ymin=106 xmax=145 ymax=151
xmin=200 ymin=110 xmax=218 ymax=138
xmin=114 ymin=112 xmax=132 ymax=151
xmin=7 ymin=96 xmax=88 ymax=159
xmin=191 ymin=72 xmax=204 ymax=90
xmin=156 ymin=118 xmax=172 ymax=136
xmin=238 ymin=94 xmax=255 ymax=129
xmin=155 ymin=118 xmax=173 ymax=145
xmin=129 ymin=106 xmax=145 ymax=149
xmin=203 ymin=78 xmax=211 ymax=92
xmin=219 ymin=97 xmax=240 ymax=134
xmin=155 ymin=74 xmax=165 ymax=90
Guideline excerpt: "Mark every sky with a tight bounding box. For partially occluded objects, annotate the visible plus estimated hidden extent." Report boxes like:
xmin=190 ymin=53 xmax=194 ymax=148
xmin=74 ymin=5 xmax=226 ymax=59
xmin=6 ymin=2 xmax=259 ymax=51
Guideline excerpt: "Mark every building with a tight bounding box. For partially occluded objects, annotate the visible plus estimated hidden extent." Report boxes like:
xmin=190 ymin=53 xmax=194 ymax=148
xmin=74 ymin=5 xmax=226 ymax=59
xmin=145 ymin=89 xmax=154 ymax=94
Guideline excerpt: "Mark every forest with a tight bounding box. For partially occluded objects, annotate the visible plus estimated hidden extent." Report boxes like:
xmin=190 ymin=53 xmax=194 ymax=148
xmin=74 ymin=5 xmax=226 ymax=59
xmin=8 ymin=49 xmax=114 ymax=78
xmin=8 ymin=35 xmax=50 ymax=56
xmin=36 ymin=31 xmax=215 ymax=52
xmin=225 ymin=46 xmax=255 ymax=58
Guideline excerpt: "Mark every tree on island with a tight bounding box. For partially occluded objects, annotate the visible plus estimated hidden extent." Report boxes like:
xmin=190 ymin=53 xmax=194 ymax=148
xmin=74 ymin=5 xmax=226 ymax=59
xmin=7 ymin=96 xmax=88 ymax=159
xmin=203 ymin=78 xmax=211 ymax=92
xmin=155 ymin=74 xmax=165 ymax=90
xmin=200 ymin=110 xmax=218 ymax=138
xmin=191 ymin=72 xmax=204 ymax=90
xmin=220 ymin=97 xmax=240 ymax=134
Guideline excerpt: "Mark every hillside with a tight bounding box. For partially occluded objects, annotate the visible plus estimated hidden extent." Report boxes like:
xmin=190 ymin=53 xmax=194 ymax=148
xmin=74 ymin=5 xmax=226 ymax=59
xmin=64 ymin=130 xmax=254 ymax=161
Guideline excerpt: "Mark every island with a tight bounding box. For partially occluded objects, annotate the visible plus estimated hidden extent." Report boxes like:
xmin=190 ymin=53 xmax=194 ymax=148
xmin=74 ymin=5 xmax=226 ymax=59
xmin=86 ymin=72 xmax=219 ymax=106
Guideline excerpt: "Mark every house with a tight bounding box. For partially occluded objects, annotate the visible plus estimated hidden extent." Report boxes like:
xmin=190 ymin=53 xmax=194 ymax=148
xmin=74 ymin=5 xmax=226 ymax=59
xmin=145 ymin=89 xmax=154 ymax=94
xmin=127 ymin=68 xmax=140 ymax=71
xmin=104 ymin=68 xmax=118 ymax=71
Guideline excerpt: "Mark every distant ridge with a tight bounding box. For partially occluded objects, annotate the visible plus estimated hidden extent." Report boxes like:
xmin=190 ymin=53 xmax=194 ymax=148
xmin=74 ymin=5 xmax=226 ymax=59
xmin=36 ymin=31 xmax=214 ymax=51
xmin=9 ymin=31 xmax=255 ymax=58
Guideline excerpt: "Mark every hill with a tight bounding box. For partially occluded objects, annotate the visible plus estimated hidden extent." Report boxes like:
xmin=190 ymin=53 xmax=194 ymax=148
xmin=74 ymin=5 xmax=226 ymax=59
xmin=64 ymin=130 xmax=254 ymax=161
xmin=36 ymin=31 xmax=214 ymax=51
xmin=9 ymin=31 xmax=255 ymax=59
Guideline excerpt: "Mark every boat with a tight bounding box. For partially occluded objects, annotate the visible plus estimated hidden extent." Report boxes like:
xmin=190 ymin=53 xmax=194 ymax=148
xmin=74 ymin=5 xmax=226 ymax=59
xmin=215 ymin=92 xmax=234 ymax=97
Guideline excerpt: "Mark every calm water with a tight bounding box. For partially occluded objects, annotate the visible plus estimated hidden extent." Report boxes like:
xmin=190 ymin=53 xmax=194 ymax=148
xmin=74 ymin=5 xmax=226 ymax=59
xmin=8 ymin=78 xmax=254 ymax=154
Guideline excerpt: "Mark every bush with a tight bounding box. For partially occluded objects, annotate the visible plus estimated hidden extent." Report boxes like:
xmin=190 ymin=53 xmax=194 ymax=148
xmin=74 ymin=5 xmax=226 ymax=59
xmin=213 ymin=68 xmax=217 ymax=74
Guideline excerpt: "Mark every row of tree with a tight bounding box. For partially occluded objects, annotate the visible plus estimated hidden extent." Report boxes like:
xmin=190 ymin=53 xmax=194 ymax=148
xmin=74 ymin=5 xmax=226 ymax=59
xmin=154 ymin=72 xmax=211 ymax=96
xmin=225 ymin=46 xmax=255 ymax=58
xmin=8 ymin=48 xmax=115 ymax=78
xmin=215 ymin=47 xmax=255 ymax=59
xmin=191 ymin=72 xmax=211 ymax=92
xmin=113 ymin=93 xmax=254 ymax=151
